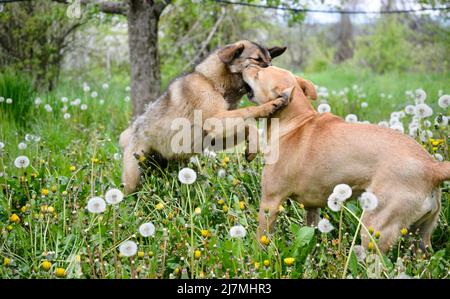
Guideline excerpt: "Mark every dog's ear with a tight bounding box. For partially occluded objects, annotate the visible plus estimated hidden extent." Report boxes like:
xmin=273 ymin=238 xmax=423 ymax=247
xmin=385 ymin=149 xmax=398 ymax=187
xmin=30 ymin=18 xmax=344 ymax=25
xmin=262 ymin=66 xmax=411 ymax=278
xmin=295 ymin=76 xmax=317 ymax=100
xmin=218 ymin=43 xmax=245 ymax=64
xmin=281 ymin=86 xmax=295 ymax=103
xmin=268 ymin=46 xmax=287 ymax=59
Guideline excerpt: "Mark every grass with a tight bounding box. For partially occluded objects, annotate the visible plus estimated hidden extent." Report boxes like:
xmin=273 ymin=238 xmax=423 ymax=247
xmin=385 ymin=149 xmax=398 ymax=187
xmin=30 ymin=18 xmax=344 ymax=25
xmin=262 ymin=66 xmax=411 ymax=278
xmin=0 ymin=67 xmax=449 ymax=279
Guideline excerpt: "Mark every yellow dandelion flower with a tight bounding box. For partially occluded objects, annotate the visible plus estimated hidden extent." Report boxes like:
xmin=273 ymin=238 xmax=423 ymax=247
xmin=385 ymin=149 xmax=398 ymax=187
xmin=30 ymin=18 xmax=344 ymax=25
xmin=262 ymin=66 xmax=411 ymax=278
xmin=299 ymin=203 xmax=305 ymax=209
xmin=222 ymin=205 xmax=229 ymax=213
xmin=31 ymin=172 xmax=38 ymax=178
xmin=254 ymin=262 xmax=260 ymax=269
xmin=9 ymin=213 xmax=20 ymax=224
xmin=3 ymin=257 xmax=11 ymax=266
xmin=47 ymin=206 xmax=55 ymax=214
xmin=194 ymin=207 xmax=202 ymax=215
xmin=260 ymin=235 xmax=270 ymax=246
xmin=232 ymin=178 xmax=240 ymax=186
xmin=6 ymin=225 xmax=13 ymax=231
xmin=324 ymin=214 xmax=330 ymax=220
xmin=148 ymin=251 xmax=154 ymax=257
xmin=284 ymin=257 xmax=295 ymax=267
xmin=217 ymin=199 xmax=225 ymax=205
xmin=194 ymin=250 xmax=201 ymax=259
xmin=263 ymin=259 xmax=270 ymax=267
xmin=69 ymin=165 xmax=76 ymax=171
xmin=75 ymin=255 xmax=81 ymax=262
xmin=368 ymin=242 xmax=375 ymax=251
xmin=20 ymin=205 xmax=27 ymax=213
xmin=174 ymin=268 xmax=180 ymax=275
xmin=155 ymin=202 xmax=164 ymax=210
xmin=41 ymin=260 xmax=52 ymax=271
xmin=55 ymin=267 xmax=66 ymax=278
xmin=222 ymin=156 xmax=230 ymax=164
xmin=432 ymin=147 xmax=438 ymax=152
xmin=400 ymin=228 xmax=408 ymax=236
xmin=374 ymin=231 xmax=381 ymax=238
xmin=40 ymin=205 xmax=48 ymax=213
xmin=278 ymin=205 xmax=285 ymax=212
xmin=368 ymin=226 xmax=374 ymax=234
xmin=62 ymin=191 xmax=68 ymax=196
xmin=41 ymin=189 xmax=49 ymax=196
xmin=138 ymin=251 xmax=145 ymax=258
xmin=201 ymin=229 xmax=209 ymax=238
xmin=238 ymin=201 xmax=245 ymax=210
xmin=91 ymin=157 xmax=99 ymax=163
xmin=51 ymin=186 xmax=57 ymax=192
xmin=138 ymin=155 xmax=146 ymax=162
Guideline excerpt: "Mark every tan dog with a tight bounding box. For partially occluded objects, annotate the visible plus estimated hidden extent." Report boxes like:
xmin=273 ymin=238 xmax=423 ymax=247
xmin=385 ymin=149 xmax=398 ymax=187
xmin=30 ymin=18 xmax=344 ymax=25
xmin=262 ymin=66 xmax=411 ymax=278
xmin=243 ymin=65 xmax=450 ymax=252
xmin=120 ymin=41 xmax=287 ymax=194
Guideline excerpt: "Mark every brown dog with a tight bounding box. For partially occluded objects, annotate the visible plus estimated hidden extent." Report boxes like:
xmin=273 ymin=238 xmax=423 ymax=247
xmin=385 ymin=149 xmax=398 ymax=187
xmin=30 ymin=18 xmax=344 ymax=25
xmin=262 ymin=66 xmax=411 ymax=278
xmin=120 ymin=41 xmax=287 ymax=194
xmin=243 ymin=65 xmax=450 ymax=252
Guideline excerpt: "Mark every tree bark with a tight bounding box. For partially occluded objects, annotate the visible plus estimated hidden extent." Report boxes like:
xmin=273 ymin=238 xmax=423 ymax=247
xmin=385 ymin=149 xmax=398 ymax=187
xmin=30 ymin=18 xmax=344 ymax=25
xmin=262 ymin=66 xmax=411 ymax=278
xmin=128 ymin=0 xmax=167 ymax=117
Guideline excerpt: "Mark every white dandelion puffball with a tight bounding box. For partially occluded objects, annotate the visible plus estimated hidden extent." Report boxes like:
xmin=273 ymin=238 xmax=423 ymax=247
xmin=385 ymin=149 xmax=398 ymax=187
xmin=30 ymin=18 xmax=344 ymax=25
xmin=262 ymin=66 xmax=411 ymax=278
xmin=6 ymin=98 xmax=12 ymax=104
xmin=317 ymin=103 xmax=331 ymax=114
xmin=139 ymin=222 xmax=155 ymax=237
xmin=14 ymin=155 xmax=30 ymax=168
xmin=361 ymin=102 xmax=368 ymax=108
xmin=390 ymin=112 xmax=400 ymax=119
xmin=398 ymin=111 xmax=405 ymax=118
xmin=91 ymin=91 xmax=98 ymax=98
xmin=359 ymin=191 xmax=379 ymax=212
xmin=33 ymin=136 xmax=41 ymax=142
xmin=203 ymin=148 xmax=217 ymax=158
xmin=229 ymin=225 xmax=247 ymax=238
xmin=80 ymin=104 xmax=88 ymax=110
xmin=318 ymin=218 xmax=334 ymax=233
xmin=390 ymin=123 xmax=404 ymax=134
xmin=34 ymin=98 xmax=42 ymax=105
xmin=102 ymin=83 xmax=109 ymax=90
xmin=105 ymin=188 xmax=124 ymax=205
xmin=119 ymin=240 xmax=137 ymax=257
xmin=333 ymin=184 xmax=352 ymax=201
xmin=71 ymin=98 xmax=81 ymax=106
xmin=378 ymin=121 xmax=389 ymax=128
xmin=61 ymin=97 xmax=68 ymax=103
xmin=353 ymin=245 xmax=366 ymax=262
xmin=87 ymin=197 xmax=106 ymax=214
xmin=18 ymin=142 xmax=27 ymax=150
xmin=125 ymin=86 xmax=131 ymax=92
xmin=61 ymin=106 xmax=68 ymax=112
xmin=438 ymin=95 xmax=449 ymax=109
xmin=327 ymin=194 xmax=342 ymax=212
xmin=44 ymin=104 xmax=52 ymax=112
xmin=178 ymin=167 xmax=197 ymax=185
xmin=83 ymin=85 xmax=90 ymax=92
xmin=423 ymin=120 xmax=432 ymax=128
xmin=124 ymin=96 xmax=130 ymax=102
xmin=435 ymin=115 xmax=448 ymax=127
xmin=0 ymin=97 xmax=4 ymax=103
xmin=414 ymin=103 xmax=433 ymax=118
xmin=345 ymin=114 xmax=358 ymax=123
xmin=189 ymin=156 xmax=200 ymax=166
xmin=433 ymin=153 xmax=444 ymax=162
xmin=218 ymin=168 xmax=226 ymax=178
xmin=405 ymin=105 xmax=415 ymax=115
xmin=63 ymin=113 xmax=71 ymax=120
xmin=0 ymin=141 xmax=4 ymax=150
xmin=415 ymin=89 xmax=426 ymax=104
xmin=25 ymin=134 xmax=33 ymax=142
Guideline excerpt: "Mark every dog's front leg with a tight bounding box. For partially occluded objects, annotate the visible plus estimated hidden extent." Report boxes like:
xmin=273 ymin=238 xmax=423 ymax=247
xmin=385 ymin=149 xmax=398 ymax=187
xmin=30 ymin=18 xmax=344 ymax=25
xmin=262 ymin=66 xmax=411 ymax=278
xmin=306 ymin=208 xmax=320 ymax=227
xmin=257 ymin=193 xmax=284 ymax=241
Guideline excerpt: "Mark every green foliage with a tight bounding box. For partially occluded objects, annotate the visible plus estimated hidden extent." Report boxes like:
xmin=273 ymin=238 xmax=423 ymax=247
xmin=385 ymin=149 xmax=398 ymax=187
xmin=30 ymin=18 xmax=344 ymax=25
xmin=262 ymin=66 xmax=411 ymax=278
xmin=0 ymin=69 xmax=35 ymax=127
xmin=354 ymin=17 xmax=412 ymax=73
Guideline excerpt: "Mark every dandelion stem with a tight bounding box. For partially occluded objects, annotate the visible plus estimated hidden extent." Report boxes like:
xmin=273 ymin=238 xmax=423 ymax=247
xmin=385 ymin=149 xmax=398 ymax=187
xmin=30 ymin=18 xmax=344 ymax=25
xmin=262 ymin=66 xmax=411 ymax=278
xmin=342 ymin=210 xmax=365 ymax=278
xmin=186 ymin=185 xmax=195 ymax=279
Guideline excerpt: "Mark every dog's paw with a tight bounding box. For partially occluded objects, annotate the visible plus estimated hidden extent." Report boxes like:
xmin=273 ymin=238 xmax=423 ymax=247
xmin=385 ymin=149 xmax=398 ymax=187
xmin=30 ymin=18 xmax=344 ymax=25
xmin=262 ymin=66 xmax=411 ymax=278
xmin=269 ymin=97 xmax=288 ymax=115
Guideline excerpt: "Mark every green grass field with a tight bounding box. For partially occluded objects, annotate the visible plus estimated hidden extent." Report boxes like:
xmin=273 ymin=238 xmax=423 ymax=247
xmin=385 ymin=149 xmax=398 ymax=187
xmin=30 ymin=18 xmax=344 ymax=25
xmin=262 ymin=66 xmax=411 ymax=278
xmin=0 ymin=67 xmax=449 ymax=279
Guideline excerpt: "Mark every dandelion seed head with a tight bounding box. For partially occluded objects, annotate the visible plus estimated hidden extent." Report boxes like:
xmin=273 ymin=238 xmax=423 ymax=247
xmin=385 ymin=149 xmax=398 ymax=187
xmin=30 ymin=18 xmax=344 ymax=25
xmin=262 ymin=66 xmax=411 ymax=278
xmin=229 ymin=225 xmax=247 ymax=238
xmin=414 ymin=103 xmax=433 ymax=118
xmin=87 ymin=197 xmax=106 ymax=214
xmin=14 ymin=155 xmax=30 ymax=168
xmin=119 ymin=240 xmax=137 ymax=257
xmin=333 ymin=184 xmax=352 ymax=201
xmin=317 ymin=103 xmax=331 ymax=114
xmin=353 ymin=245 xmax=366 ymax=262
xmin=345 ymin=114 xmax=358 ymax=123
xmin=105 ymin=188 xmax=123 ymax=205
xmin=318 ymin=218 xmax=334 ymax=233
xmin=63 ymin=113 xmax=71 ymax=120
xmin=178 ymin=167 xmax=197 ymax=185
xmin=139 ymin=222 xmax=155 ymax=237
xmin=359 ymin=191 xmax=379 ymax=212
xmin=438 ymin=95 xmax=449 ymax=109
xmin=18 ymin=142 xmax=27 ymax=150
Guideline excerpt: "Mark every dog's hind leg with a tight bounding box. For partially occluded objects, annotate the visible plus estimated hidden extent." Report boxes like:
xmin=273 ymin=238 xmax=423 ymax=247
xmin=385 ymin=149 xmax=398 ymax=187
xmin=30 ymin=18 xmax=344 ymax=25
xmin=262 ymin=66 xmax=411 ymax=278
xmin=413 ymin=188 xmax=441 ymax=252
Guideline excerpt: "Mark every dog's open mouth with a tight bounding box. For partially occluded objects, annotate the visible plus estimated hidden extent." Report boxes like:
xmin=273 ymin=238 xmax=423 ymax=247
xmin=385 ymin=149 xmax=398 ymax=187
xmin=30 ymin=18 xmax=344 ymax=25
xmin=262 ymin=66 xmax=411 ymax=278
xmin=244 ymin=83 xmax=255 ymax=103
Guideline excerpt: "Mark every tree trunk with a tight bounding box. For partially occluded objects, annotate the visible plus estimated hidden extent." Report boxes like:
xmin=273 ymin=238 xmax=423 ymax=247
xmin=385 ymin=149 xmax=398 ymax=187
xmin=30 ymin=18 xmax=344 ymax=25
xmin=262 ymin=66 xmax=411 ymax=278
xmin=127 ymin=0 xmax=162 ymax=117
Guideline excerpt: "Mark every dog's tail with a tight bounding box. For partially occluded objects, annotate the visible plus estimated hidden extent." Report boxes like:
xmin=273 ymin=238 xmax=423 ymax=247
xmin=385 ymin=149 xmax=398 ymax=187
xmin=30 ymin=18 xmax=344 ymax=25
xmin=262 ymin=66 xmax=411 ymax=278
xmin=433 ymin=161 xmax=450 ymax=183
